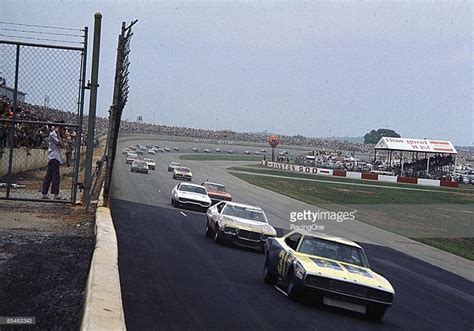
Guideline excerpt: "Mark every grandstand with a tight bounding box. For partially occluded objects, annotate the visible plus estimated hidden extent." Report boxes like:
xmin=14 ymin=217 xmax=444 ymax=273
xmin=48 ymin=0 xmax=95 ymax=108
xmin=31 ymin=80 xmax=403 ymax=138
xmin=373 ymin=137 xmax=457 ymax=180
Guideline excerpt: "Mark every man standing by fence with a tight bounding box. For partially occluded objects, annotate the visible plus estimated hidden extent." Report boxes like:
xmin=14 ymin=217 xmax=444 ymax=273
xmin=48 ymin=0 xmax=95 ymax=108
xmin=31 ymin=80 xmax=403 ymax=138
xmin=41 ymin=124 xmax=65 ymax=199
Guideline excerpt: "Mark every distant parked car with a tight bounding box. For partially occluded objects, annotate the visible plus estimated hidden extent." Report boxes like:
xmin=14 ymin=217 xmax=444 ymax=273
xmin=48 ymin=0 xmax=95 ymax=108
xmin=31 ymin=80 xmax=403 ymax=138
xmin=204 ymin=149 xmax=211 ymax=153
xmin=227 ymin=150 xmax=234 ymax=154
xmin=164 ymin=147 xmax=171 ymax=152
xmin=192 ymin=147 xmax=199 ymax=152
xmin=215 ymin=148 xmax=221 ymax=153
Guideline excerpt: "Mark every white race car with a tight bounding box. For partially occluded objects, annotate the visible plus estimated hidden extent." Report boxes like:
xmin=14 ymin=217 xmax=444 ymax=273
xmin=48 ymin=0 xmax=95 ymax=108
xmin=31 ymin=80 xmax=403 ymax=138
xmin=126 ymin=152 xmax=138 ymax=164
xmin=205 ymin=201 xmax=277 ymax=251
xmin=171 ymin=183 xmax=212 ymax=211
xmin=143 ymin=158 xmax=156 ymax=170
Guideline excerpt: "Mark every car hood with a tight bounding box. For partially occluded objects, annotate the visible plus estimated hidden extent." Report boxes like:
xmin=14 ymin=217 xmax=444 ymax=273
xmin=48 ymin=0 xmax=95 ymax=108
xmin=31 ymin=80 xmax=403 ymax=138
xmin=219 ymin=216 xmax=276 ymax=235
xmin=295 ymin=253 xmax=394 ymax=293
xmin=174 ymin=170 xmax=192 ymax=175
xmin=177 ymin=191 xmax=210 ymax=201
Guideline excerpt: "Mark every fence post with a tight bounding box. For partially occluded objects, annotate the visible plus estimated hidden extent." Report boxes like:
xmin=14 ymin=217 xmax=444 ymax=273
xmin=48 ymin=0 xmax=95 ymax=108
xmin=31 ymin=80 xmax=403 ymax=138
xmin=5 ymin=44 xmax=20 ymax=199
xmin=72 ymin=26 xmax=88 ymax=204
xmin=83 ymin=13 xmax=102 ymax=206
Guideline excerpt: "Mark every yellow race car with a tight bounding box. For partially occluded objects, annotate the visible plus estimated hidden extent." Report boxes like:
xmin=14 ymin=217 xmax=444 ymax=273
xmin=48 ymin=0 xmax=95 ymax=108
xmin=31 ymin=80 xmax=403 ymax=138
xmin=263 ymin=230 xmax=394 ymax=320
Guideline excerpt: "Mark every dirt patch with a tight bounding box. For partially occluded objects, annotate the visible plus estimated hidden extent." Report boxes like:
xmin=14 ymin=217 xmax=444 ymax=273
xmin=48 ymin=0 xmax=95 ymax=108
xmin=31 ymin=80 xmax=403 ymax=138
xmin=0 ymin=200 xmax=95 ymax=329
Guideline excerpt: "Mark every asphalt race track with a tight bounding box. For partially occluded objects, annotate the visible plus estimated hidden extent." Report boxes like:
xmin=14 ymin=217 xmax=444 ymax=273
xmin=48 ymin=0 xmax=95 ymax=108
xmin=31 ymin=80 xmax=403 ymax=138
xmin=111 ymin=138 xmax=474 ymax=330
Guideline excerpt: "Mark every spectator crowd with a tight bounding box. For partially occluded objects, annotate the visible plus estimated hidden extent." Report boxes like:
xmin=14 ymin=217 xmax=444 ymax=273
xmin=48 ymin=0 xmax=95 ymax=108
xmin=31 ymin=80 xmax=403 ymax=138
xmin=2 ymin=96 xmax=471 ymax=182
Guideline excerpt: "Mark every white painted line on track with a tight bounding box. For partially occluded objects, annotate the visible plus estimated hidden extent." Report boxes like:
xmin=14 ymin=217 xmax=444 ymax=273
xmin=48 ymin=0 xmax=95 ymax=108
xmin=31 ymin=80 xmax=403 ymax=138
xmin=273 ymin=285 xmax=288 ymax=297
xmin=180 ymin=211 xmax=187 ymax=217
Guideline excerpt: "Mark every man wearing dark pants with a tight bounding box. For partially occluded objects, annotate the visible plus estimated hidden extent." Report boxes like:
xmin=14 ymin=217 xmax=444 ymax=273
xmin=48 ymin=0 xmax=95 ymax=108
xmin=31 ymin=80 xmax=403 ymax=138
xmin=41 ymin=125 xmax=65 ymax=199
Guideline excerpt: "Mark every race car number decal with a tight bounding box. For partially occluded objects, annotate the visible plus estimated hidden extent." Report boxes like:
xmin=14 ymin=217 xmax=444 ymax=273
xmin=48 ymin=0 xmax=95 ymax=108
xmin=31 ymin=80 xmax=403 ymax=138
xmin=277 ymin=249 xmax=292 ymax=276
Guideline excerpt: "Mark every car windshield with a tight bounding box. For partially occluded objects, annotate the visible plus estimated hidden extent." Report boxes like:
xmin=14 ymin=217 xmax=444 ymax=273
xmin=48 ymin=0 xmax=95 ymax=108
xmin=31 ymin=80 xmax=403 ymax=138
xmin=179 ymin=185 xmax=207 ymax=195
xmin=128 ymin=153 xmax=137 ymax=158
xmin=204 ymin=183 xmax=226 ymax=192
xmin=298 ymin=237 xmax=369 ymax=268
xmin=134 ymin=161 xmax=147 ymax=167
xmin=176 ymin=167 xmax=190 ymax=173
xmin=222 ymin=205 xmax=267 ymax=223
xmin=144 ymin=158 xmax=154 ymax=162
xmin=170 ymin=162 xmax=180 ymax=166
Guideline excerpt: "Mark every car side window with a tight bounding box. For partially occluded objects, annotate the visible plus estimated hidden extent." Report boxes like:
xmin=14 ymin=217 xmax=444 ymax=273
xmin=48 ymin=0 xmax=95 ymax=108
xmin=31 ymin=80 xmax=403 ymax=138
xmin=285 ymin=233 xmax=302 ymax=250
xmin=216 ymin=202 xmax=225 ymax=213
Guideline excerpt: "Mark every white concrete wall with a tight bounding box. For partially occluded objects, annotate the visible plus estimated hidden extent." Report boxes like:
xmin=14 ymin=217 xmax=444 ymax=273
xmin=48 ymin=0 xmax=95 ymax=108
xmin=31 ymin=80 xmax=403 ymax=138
xmin=417 ymin=178 xmax=441 ymax=187
xmin=346 ymin=171 xmax=362 ymax=179
xmin=378 ymin=175 xmax=398 ymax=183
xmin=0 ymin=148 xmax=54 ymax=177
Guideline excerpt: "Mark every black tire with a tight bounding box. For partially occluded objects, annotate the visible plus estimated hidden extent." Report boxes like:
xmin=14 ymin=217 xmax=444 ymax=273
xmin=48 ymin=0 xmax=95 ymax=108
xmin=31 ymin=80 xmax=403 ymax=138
xmin=214 ymin=227 xmax=224 ymax=244
xmin=287 ymin=268 xmax=302 ymax=301
xmin=263 ymin=256 xmax=278 ymax=285
xmin=366 ymin=303 xmax=387 ymax=321
xmin=173 ymin=175 xmax=176 ymax=179
xmin=205 ymin=220 xmax=214 ymax=238
xmin=172 ymin=198 xmax=179 ymax=208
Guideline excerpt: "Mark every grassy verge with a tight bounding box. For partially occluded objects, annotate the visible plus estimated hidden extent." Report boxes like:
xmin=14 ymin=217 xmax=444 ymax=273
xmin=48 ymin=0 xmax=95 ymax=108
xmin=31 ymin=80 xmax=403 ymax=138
xmin=416 ymin=238 xmax=474 ymax=260
xmin=180 ymin=154 xmax=262 ymax=161
xmin=230 ymin=172 xmax=474 ymax=260
xmin=228 ymin=165 xmax=474 ymax=193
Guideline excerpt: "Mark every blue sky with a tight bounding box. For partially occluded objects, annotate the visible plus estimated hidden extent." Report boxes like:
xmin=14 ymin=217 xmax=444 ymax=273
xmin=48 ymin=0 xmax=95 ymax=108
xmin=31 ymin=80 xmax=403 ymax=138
xmin=2 ymin=1 xmax=472 ymax=145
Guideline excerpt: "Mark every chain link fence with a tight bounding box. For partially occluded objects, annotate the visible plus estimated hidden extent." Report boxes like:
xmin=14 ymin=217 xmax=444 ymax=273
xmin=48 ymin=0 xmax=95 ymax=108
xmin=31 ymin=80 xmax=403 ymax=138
xmin=0 ymin=29 xmax=87 ymax=203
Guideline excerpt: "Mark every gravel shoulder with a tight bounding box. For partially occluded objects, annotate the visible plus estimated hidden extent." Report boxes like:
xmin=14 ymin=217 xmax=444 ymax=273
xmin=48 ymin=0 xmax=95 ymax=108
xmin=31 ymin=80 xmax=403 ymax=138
xmin=0 ymin=201 xmax=95 ymax=329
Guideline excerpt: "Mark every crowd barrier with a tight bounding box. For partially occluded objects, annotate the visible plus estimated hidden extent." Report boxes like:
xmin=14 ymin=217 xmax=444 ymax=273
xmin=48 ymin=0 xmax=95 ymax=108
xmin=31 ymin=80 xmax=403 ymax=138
xmin=263 ymin=161 xmax=459 ymax=188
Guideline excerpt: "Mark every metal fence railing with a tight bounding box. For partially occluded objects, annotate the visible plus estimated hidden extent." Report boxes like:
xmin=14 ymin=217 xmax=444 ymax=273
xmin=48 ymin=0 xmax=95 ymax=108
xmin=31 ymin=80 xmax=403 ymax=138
xmin=0 ymin=26 xmax=87 ymax=203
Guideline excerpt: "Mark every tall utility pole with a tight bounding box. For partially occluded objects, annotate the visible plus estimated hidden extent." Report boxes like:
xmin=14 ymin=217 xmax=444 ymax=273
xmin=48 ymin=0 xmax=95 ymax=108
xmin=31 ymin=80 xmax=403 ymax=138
xmin=82 ymin=12 xmax=102 ymax=206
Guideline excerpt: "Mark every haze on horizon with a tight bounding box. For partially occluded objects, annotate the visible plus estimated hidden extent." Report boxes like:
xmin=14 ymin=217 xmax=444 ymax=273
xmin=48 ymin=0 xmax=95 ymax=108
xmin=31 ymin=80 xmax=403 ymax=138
xmin=2 ymin=1 xmax=472 ymax=146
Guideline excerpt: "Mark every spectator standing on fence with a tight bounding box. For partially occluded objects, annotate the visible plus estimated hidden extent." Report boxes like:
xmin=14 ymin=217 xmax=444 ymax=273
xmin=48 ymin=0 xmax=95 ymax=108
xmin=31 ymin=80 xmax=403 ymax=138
xmin=41 ymin=124 xmax=65 ymax=199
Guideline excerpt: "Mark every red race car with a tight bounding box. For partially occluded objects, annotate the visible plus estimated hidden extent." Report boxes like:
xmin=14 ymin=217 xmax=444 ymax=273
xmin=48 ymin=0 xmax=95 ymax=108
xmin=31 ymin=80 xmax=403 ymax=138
xmin=201 ymin=181 xmax=232 ymax=204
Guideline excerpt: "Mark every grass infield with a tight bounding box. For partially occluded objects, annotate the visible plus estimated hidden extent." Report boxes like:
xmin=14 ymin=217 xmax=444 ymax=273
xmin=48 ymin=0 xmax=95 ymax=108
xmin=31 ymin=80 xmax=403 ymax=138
xmin=179 ymin=154 xmax=262 ymax=161
xmin=230 ymin=171 xmax=474 ymax=260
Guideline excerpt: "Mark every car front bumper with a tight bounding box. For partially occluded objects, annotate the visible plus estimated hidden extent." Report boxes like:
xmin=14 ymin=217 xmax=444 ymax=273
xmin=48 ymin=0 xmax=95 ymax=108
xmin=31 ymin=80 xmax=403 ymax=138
xmin=219 ymin=227 xmax=273 ymax=249
xmin=177 ymin=197 xmax=210 ymax=208
xmin=302 ymin=274 xmax=393 ymax=307
xmin=132 ymin=168 xmax=148 ymax=173
xmin=174 ymin=174 xmax=192 ymax=181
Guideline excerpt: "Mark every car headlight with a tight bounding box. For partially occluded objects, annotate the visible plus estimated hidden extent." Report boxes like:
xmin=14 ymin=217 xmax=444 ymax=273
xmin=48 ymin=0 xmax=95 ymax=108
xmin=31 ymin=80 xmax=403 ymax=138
xmin=263 ymin=225 xmax=276 ymax=235
xmin=223 ymin=226 xmax=237 ymax=234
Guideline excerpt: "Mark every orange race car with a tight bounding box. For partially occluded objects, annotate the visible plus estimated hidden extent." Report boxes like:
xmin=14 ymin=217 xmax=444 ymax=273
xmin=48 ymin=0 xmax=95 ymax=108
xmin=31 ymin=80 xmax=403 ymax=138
xmin=201 ymin=181 xmax=232 ymax=204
